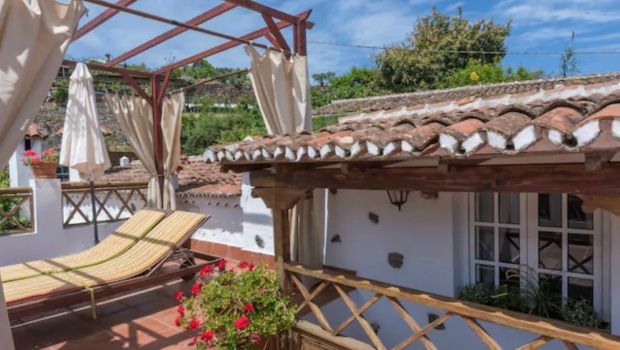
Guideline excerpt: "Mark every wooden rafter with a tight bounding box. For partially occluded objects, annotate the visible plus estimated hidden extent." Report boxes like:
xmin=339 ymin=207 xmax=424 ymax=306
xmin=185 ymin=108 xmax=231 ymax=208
xmin=262 ymin=14 xmax=291 ymax=52
xmin=249 ymin=163 xmax=620 ymax=194
xmin=106 ymin=1 xmax=240 ymax=67
xmin=154 ymin=10 xmax=311 ymax=74
xmin=72 ymin=0 xmax=138 ymax=41
xmin=222 ymin=0 xmax=314 ymax=28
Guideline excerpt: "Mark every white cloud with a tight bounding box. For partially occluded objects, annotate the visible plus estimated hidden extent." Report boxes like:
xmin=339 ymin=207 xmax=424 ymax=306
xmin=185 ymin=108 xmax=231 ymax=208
xmin=446 ymin=2 xmax=464 ymax=12
xmin=494 ymin=0 xmax=620 ymax=24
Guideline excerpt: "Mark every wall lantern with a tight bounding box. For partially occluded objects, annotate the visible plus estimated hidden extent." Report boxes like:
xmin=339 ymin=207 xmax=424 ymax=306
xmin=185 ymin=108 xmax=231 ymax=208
xmin=386 ymin=190 xmax=410 ymax=211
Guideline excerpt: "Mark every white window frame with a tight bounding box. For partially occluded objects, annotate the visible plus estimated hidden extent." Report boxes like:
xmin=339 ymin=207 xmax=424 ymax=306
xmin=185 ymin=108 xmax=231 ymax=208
xmin=469 ymin=193 xmax=528 ymax=287
xmin=526 ymin=193 xmax=603 ymax=314
xmin=468 ymin=192 xmax=607 ymax=319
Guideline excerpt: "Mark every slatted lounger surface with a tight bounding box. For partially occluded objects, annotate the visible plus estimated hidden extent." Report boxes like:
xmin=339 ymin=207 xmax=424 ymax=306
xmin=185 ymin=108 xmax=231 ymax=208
xmin=0 ymin=210 xmax=166 ymax=283
xmin=3 ymin=211 xmax=207 ymax=305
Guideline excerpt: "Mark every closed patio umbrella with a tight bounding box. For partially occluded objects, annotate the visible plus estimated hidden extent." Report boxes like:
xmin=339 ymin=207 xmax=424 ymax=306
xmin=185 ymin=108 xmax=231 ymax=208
xmin=60 ymin=62 xmax=111 ymax=245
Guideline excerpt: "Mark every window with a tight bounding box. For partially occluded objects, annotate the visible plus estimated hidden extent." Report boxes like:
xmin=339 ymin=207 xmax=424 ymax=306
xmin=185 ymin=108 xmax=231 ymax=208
xmin=535 ymin=194 xmax=600 ymax=308
xmin=56 ymin=166 xmax=69 ymax=182
xmin=469 ymin=193 xmax=603 ymax=313
xmin=470 ymin=193 xmax=525 ymax=288
xmin=24 ymin=139 xmax=31 ymax=151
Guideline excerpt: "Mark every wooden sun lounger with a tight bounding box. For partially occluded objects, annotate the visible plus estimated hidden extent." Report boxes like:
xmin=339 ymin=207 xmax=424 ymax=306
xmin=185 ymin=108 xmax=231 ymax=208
xmin=0 ymin=209 xmax=166 ymax=283
xmin=4 ymin=211 xmax=215 ymax=321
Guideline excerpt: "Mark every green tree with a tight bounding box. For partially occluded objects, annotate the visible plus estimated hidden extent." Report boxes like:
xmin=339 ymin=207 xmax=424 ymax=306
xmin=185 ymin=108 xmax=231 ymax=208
xmin=445 ymin=60 xmax=544 ymax=88
xmin=311 ymin=67 xmax=387 ymax=108
xmin=375 ymin=6 xmax=512 ymax=92
xmin=312 ymin=72 xmax=337 ymax=87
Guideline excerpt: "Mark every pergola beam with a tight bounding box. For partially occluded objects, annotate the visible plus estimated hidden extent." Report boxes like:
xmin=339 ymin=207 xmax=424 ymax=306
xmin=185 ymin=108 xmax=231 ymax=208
xmin=222 ymin=0 xmax=314 ymax=28
xmin=61 ymin=59 xmax=153 ymax=78
xmin=72 ymin=0 xmax=138 ymax=42
xmin=262 ymin=14 xmax=290 ymax=52
xmin=153 ymin=10 xmax=310 ymax=74
xmin=82 ymin=0 xmax=284 ymax=55
xmin=248 ymin=162 xmax=620 ymax=194
xmin=106 ymin=1 xmax=240 ymax=67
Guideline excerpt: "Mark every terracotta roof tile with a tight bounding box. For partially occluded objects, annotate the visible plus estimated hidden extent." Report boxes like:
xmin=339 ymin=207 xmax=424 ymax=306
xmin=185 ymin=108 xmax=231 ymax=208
xmin=102 ymin=155 xmax=241 ymax=197
xmin=26 ymin=123 xmax=48 ymax=139
xmin=206 ymin=76 xmax=620 ymax=164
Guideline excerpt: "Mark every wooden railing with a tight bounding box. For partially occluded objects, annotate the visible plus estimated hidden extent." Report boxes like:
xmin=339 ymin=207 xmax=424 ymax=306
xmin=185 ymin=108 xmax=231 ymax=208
xmin=286 ymin=263 xmax=620 ymax=350
xmin=0 ymin=188 xmax=34 ymax=235
xmin=62 ymin=182 xmax=148 ymax=226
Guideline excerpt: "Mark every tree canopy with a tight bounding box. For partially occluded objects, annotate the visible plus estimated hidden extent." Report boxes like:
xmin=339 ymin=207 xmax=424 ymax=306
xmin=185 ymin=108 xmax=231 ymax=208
xmin=375 ymin=6 xmax=512 ymax=92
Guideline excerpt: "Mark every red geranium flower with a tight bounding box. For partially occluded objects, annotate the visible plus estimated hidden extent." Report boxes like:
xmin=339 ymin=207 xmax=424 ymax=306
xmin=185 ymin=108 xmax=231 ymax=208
xmin=191 ymin=336 xmax=197 ymax=345
xmin=199 ymin=264 xmax=213 ymax=276
xmin=177 ymin=305 xmax=184 ymax=314
xmin=174 ymin=316 xmax=181 ymax=327
xmin=177 ymin=165 xmax=183 ymax=172
xmin=238 ymin=261 xmax=248 ymax=269
xmin=191 ymin=282 xmax=202 ymax=295
xmin=234 ymin=315 xmax=250 ymax=330
xmin=22 ymin=150 xmax=37 ymax=157
xmin=189 ymin=318 xmax=200 ymax=331
xmin=248 ymin=263 xmax=255 ymax=272
xmin=175 ymin=291 xmax=183 ymax=301
xmin=31 ymin=157 xmax=40 ymax=162
xmin=218 ymin=259 xmax=227 ymax=271
xmin=201 ymin=330 xmax=214 ymax=341
xmin=244 ymin=303 xmax=254 ymax=313
xmin=251 ymin=333 xmax=262 ymax=345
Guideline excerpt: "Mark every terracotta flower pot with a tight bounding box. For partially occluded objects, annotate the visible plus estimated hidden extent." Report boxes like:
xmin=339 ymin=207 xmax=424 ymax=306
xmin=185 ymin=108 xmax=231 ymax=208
xmin=30 ymin=161 xmax=58 ymax=179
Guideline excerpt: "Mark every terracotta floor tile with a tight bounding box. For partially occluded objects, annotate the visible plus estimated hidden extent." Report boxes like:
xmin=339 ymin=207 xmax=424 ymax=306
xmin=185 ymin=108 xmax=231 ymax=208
xmin=11 ymin=282 xmax=200 ymax=350
xmin=47 ymin=331 xmax=127 ymax=350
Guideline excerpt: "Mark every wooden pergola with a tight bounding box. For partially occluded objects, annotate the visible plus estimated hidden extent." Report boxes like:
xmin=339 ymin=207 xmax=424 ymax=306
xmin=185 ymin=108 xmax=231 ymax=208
xmin=66 ymin=0 xmax=313 ymax=198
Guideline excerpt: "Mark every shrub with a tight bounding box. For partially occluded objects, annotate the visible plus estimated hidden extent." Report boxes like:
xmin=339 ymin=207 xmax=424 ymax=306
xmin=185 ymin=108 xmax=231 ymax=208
xmin=176 ymin=262 xmax=296 ymax=350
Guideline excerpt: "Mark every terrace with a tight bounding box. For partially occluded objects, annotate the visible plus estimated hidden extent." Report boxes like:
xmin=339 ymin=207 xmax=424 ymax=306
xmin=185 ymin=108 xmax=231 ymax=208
xmin=6 ymin=1 xmax=620 ymax=350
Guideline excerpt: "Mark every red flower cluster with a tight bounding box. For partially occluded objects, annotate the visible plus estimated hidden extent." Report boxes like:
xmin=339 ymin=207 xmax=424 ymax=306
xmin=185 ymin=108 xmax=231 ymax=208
xmin=238 ymin=261 xmax=248 ymax=269
xmin=177 ymin=305 xmax=184 ymax=314
xmin=189 ymin=318 xmax=200 ymax=331
xmin=244 ymin=303 xmax=254 ymax=313
xmin=41 ymin=148 xmax=54 ymax=157
xmin=218 ymin=259 xmax=227 ymax=271
xmin=234 ymin=315 xmax=250 ymax=330
xmin=31 ymin=157 xmax=41 ymax=162
xmin=191 ymin=282 xmax=202 ymax=295
xmin=175 ymin=291 xmax=183 ymax=301
xmin=201 ymin=330 xmax=214 ymax=341
xmin=176 ymin=165 xmax=184 ymax=172
xmin=251 ymin=333 xmax=262 ymax=345
xmin=199 ymin=264 xmax=213 ymax=277
xmin=22 ymin=150 xmax=37 ymax=157
xmin=174 ymin=316 xmax=181 ymax=327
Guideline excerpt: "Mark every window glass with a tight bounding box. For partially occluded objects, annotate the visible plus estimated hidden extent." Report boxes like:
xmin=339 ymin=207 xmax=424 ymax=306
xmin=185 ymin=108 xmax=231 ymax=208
xmin=475 ymin=226 xmax=494 ymax=261
xmin=475 ymin=192 xmax=494 ymax=223
xmin=499 ymin=228 xmax=520 ymax=264
xmin=539 ymin=231 xmax=562 ymax=270
xmin=538 ymin=193 xmax=562 ymax=227
xmin=567 ymin=195 xmax=593 ymax=230
xmin=568 ymin=234 xmax=594 ymax=275
xmin=477 ymin=264 xmax=495 ymax=287
xmin=499 ymin=193 xmax=519 ymax=224
xmin=568 ymin=278 xmax=594 ymax=305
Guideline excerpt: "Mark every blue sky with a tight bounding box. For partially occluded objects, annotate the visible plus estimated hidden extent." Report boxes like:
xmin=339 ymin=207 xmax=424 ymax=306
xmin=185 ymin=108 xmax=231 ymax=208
xmin=67 ymin=0 xmax=620 ymax=80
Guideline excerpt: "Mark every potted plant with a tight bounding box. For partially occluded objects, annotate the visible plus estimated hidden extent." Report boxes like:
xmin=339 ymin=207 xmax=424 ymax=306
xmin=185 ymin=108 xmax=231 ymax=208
xmin=175 ymin=261 xmax=296 ymax=350
xmin=22 ymin=148 xmax=59 ymax=179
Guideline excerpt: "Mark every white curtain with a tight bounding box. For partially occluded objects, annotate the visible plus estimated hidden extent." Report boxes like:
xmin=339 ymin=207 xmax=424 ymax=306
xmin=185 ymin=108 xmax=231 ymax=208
xmin=104 ymin=94 xmax=161 ymax=208
xmin=245 ymin=46 xmax=323 ymax=285
xmin=105 ymin=93 xmax=183 ymax=210
xmin=0 ymin=0 xmax=85 ymax=347
xmin=161 ymin=93 xmax=184 ymax=210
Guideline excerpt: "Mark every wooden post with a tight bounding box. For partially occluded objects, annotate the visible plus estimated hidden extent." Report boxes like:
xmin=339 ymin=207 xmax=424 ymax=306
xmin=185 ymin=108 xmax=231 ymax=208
xmin=252 ymin=188 xmax=309 ymax=292
xmin=151 ymin=76 xmax=165 ymax=201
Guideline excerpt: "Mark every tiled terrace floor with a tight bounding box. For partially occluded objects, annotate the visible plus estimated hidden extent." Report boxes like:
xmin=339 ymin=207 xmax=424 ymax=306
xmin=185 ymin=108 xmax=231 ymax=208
xmin=11 ymin=279 xmax=200 ymax=350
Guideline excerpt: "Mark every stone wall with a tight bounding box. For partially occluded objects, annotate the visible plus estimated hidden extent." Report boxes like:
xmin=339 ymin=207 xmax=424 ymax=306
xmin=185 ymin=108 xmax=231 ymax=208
xmin=35 ymin=100 xmax=124 ymax=150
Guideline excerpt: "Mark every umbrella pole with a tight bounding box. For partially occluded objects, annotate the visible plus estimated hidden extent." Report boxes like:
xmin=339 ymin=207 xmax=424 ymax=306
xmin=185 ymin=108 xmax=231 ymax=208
xmin=90 ymin=181 xmax=100 ymax=245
